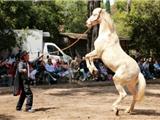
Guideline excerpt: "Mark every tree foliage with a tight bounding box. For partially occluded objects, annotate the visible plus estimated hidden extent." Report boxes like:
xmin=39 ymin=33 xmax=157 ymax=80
xmin=30 ymin=1 xmax=63 ymax=42
xmin=112 ymin=0 xmax=131 ymax=38
xmin=127 ymin=0 xmax=160 ymax=56
xmin=113 ymin=0 xmax=160 ymax=57
xmin=55 ymin=0 xmax=87 ymax=33
xmin=0 ymin=1 xmax=17 ymax=50
xmin=0 ymin=1 xmax=63 ymax=50
xmin=2 ymin=0 xmax=160 ymax=57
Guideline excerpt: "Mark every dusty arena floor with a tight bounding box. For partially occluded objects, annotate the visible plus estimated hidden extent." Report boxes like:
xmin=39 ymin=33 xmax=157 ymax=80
xmin=0 ymin=81 xmax=160 ymax=120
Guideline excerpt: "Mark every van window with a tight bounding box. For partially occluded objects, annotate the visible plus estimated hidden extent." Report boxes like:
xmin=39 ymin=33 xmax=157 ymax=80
xmin=47 ymin=45 xmax=62 ymax=56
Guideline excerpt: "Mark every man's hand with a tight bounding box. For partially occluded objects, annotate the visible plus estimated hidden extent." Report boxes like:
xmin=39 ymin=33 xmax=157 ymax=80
xmin=22 ymin=69 xmax=27 ymax=73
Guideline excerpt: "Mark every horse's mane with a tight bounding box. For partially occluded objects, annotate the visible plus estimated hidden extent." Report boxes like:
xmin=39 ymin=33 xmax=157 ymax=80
xmin=101 ymin=9 xmax=115 ymax=33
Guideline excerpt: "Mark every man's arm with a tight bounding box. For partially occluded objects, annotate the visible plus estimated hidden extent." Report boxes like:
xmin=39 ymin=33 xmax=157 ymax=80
xmin=18 ymin=62 xmax=27 ymax=73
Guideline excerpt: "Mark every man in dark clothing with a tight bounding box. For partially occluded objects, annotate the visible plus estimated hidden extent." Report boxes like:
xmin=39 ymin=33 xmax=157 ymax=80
xmin=16 ymin=51 xmax=34 ymax=112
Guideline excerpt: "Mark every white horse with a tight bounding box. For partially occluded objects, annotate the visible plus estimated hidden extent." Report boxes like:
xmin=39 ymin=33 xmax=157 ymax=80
xmin=85 ymin=8 xmax=146 ymax=115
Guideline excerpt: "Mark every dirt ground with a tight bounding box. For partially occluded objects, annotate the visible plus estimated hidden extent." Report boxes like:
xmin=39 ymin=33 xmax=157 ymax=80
xmin=0 ymin=81 xmax=160 ymax=120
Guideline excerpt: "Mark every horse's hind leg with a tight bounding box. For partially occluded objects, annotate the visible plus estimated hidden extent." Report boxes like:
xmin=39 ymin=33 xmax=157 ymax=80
xmin=112 ymin=79 xmax=127 ymax=115
xmin=125 ymin=82 xmax=137 ymax=113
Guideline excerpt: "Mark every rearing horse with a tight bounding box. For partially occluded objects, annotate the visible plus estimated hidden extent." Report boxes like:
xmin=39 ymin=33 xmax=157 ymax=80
xmin=85 ymin=8 xmax=146 ymax=115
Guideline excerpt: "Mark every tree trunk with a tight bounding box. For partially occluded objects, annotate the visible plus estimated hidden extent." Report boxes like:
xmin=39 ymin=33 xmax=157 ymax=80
xmin=87 ymin=0 xmax=101 ymax=52
xmin=127 ymin=0 xmax=132 ymax=13
xmin=103 ymin=0 xmax=111 ymax=13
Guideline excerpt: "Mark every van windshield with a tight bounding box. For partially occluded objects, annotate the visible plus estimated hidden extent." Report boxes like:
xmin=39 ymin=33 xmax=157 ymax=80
xmin=47 ymin=45 xmax=62 ymax=56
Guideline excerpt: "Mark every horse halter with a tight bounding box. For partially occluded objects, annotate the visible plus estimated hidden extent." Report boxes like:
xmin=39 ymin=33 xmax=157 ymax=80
xmin=95 ymin=8 xmax=102 ymax=21
xmin=86 ymin=8 xmax=103 ymax=28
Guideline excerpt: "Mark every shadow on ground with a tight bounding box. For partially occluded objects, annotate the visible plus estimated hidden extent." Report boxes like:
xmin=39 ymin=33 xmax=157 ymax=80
xmin=34 ymin=106 xmax=58 ymax=112
xmin=131 ymin=108 xmax=160 ymax=116
xmin=0 ymin=114 xmax=15 ymax=120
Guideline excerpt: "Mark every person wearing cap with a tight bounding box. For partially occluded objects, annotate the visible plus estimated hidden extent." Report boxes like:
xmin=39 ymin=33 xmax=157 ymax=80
xmin=16 ymin=51 xmax=34 ymax=112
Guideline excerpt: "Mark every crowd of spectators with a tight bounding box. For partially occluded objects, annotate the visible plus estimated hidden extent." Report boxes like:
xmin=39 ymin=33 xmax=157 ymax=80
xmin=1 ymin=52 xmax=160 ymax=87
xmin=138 ymin=57 xmax=160 ymax=80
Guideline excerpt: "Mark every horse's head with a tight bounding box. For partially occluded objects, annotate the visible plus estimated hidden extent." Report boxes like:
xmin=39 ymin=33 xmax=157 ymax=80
xmin=86 ymin=8 xmax=114 ymax=32
xmin=86 ymin=8 xmax=103 ymax=28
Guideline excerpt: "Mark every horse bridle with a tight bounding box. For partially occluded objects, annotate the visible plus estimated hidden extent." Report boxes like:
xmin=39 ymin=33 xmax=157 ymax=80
xmin=87 ymin=8 xmax=103 ymax=27
xmin=95 ymin=8 xmax=102 ymax=21
xmin=95 ymin=8 xmax=113 ymax=32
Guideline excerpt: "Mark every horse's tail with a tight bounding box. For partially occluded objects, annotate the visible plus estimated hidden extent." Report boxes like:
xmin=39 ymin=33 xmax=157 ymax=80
xmin=136 ymin=72 xmax=146 ymax=102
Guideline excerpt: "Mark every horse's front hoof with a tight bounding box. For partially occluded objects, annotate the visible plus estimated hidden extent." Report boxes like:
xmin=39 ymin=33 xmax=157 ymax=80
xmin=93 ymin=70 xmax=98 ymax=75
xmin=116 ymin=109 xmax=119 ymax=116
xmin=112 ymin=107 xmax=119 ymax=116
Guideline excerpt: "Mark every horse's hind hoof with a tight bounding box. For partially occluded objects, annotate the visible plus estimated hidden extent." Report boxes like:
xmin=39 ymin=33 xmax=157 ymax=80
xmin=125 ymin=108 xmax=130 ymax=113
xmin=116 ymin=109 xmax=119 ymax=116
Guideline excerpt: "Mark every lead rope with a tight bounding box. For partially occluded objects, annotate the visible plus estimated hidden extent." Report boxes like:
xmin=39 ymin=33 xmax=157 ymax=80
xmin=49 ymin=28 xmax=90 ymax=54
xmin=61 ymin=28 xmax=90 ymax=83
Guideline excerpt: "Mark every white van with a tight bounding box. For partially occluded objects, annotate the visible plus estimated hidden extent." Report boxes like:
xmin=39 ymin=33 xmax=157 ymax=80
xmin=14 ymin=29 xmax=72 ymax=63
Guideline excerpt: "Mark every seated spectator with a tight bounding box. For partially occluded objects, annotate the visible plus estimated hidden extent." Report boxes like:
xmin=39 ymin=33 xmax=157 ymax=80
xmin=79 ymin=57 xmax=89 ymax=81
xmin=0 ymin=58 xmax=12 ymax=86
xmin=57 ymin=60 xmax=72 ymax=79
xmin=29 ymin=55 xmax=45 ymax=85
xmin=154 ymin=60 xmax=160 ymax=70
xmin=0 ymin=58 xmax=9 ymax=76
xmin=138 ymin=59 xmax=145 ymax=74
xmin=6 ymin=54 xmax=15 ymax=65
xmin=70 ymin=56 xmax=81 ymax=79
xmin=45 ymin=58 xmax=57 ymax=72
xmin=153 ymin=59 xmax=160 ymax=77
xmin=70 ymin=56 xmax=80 ymax=71
xmin=35 ymin=59 xmax=46 ymax=84
xmin=45 ymin=58 xmax=59 ymax=84
xmin=149 ymin=57 xmax=156 ymax=77
xmin=99 ymin=62 xmax=109 ymax=81
xmin=143 ymin=58 xmax=155 ymax=80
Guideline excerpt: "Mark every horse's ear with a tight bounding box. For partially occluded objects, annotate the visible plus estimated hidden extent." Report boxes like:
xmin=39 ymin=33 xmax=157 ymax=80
xmin=102 ymin=9 xmax=111 ymax=15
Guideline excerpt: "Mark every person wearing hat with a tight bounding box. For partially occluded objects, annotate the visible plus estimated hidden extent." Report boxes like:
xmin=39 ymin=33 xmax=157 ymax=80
xmin=16 ymin=51 xmax=34 ymax=112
